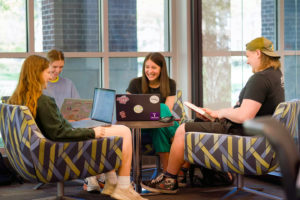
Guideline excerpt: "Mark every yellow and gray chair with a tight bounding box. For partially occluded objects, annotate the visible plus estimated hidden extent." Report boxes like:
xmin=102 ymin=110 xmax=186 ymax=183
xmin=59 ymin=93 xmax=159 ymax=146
xmin=1 ymin=96 xmax=10 ymax=104
xmin=244 ymin=116 xmax=300 ymax=200
xmin=184 ymin=100 xmax=300 ymax=200
xmin=172 ymin=90 xmax=189 ymax=124
xmin=0 ymin=103 xmax=123 ymax=199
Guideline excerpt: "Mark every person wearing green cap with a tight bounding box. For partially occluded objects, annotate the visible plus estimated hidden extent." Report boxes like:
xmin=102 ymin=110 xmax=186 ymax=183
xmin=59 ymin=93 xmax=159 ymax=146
xmin=140 ymin=37 xmax=285 ymax=194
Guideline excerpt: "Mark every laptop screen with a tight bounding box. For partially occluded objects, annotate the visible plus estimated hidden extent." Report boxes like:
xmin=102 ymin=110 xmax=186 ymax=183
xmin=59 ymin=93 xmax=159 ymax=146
xmin=60 ymin=98 xmax=93 ymax=121
xmin=90 ymin=88 xmax=115 ymax=123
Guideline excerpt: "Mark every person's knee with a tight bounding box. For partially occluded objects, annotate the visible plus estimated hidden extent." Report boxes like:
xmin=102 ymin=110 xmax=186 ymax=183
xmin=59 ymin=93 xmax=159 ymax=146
xmin=175 ymin=124 xmax=186 ymax=137
xmin=119 ymin=126 xmax=132 ymax=147
xmin=123 ymin=126 xmax=131 ymax=137
xmin=118 ymin=125 xmax=131 ymax=138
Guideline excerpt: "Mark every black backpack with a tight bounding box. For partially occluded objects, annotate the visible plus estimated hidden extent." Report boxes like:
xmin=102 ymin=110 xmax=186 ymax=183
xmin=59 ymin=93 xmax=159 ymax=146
xmin=0 ymin=152 xmax=23 ymax=185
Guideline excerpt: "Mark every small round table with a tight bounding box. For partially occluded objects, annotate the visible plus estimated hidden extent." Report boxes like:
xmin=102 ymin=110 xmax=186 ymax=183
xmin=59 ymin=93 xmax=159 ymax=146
xmin=116 ymin=120 xmax=174 ymax=193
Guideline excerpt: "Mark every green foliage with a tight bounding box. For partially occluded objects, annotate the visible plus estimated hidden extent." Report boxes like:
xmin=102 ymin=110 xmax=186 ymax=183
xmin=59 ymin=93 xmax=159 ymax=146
xmin=0 ymin=0 xmax=10 ymax=11
xmin=0 ymin=63 xmax=9 ymax=71
xmin=0 ymin=73 xmax=19 ymax=80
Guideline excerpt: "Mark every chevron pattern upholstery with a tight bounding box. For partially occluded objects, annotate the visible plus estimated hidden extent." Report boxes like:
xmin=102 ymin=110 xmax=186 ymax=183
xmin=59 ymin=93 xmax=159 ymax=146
xmin=0 ymin=103 xmax=123 ymax=184
xmin=184 ymin=100 xmax=300 ymax=199
xmin=172 ymin=90 xmax=189 ymax=124
xmin=272 ymin=100 xmax=300 ymax=145
xmin=185 ymin=131 xmax=278 ymax=175
xmin=184 ymin=100 xmax=300 ymax=176
xmin=1 ymin=96 xmax=9 ymax=104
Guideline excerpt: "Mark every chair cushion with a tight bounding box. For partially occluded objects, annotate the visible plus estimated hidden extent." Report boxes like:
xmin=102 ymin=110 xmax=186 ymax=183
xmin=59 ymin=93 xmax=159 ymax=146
xmin=184 ymin=132 xmax=277 ymax=175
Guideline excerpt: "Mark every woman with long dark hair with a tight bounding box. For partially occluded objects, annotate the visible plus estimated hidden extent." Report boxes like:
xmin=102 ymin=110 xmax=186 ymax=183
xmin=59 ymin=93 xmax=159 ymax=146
xmin=127 ymin=52 xmax=188 ymax=187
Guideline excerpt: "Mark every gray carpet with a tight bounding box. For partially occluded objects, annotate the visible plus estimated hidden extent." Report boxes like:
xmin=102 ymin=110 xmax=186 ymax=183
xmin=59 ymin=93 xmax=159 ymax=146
xmin=0 ymin=172 xmax=285 ymax=200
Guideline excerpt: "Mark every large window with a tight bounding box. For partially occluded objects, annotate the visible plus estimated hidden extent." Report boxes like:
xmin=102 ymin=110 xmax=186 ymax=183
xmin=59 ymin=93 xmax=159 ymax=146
xmin=35 ymin=0 xmax=101 ymax=52
xmin=63 ymin=58 xmax=102 ymax=99
xmin=0 ymin=59 xmax=24 ymax=98
xmin=0 ymin=0 xmax=172 ymax=148
xmin=0 ymin=1 xmax=26 ymax=52
xmin=0 ymin=0 xmax=171 ymax=100
xmin=283 ymin=0 xmax=300 ymax=100
xmin=202 ymin=0 xmax=299 ymax=109
xmin=109 ymin=0 xmax=169 ymax=52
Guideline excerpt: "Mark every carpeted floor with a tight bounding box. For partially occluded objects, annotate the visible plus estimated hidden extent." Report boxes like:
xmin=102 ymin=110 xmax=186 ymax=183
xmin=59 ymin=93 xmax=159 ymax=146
xmin=0 ymin=169 xmax=285 ymax=200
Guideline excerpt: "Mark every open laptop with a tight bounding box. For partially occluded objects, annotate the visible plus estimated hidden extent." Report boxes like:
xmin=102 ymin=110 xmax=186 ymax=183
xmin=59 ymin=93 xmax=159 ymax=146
xmin=70 ymin=88 xmax=116 ymax=128
xmin=60 ymin=98 xmax=93 ymax=121
xmin=115 ymin=94 xmax=160 ymax=121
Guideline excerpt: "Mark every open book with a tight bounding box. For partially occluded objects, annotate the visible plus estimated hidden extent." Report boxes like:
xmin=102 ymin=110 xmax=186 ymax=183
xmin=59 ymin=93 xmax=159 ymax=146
xmin=184 ymin=101 xmax=215 ymax=122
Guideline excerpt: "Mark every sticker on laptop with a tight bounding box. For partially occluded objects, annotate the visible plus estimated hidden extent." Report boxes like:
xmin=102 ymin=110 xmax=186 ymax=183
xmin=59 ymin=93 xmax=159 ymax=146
xmin=150 ymin=112 xmax=160 ymax=120
xmin=117 ymin=95 xmax=129 ymax=104
xmin=119 ymin=111 xmax=126 ymax=119
xmin=133 ymin=105 xmax=143 ymax=113
xmin=149 ymin=95 xmax=159 ymax=104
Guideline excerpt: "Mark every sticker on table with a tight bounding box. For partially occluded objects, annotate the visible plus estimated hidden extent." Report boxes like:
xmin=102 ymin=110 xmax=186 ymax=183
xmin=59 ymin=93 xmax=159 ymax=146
xmin=134 ymin=105 xmax=143 ymax=113
xmin=149 ymin=95 xmax=159 ymax=104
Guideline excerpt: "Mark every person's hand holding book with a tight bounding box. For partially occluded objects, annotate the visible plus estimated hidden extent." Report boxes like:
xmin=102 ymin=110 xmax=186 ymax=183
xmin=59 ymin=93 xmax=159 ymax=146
xmin=195 ymin=107 xmax=218 ymax=121
xmin=184 ymin=102 xmax=215 ymax=122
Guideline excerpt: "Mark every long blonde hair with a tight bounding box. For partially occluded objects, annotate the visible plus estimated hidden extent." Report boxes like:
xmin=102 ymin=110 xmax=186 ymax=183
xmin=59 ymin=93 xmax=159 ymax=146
xmin=8 ymin=55 xmax=49 ymax=117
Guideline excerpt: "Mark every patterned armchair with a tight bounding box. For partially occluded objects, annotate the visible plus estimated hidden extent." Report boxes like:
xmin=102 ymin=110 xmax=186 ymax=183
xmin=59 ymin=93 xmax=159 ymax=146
xmin=172 ymin=90 xmax=190 ymax=124
xmin=1 ymin=96 xmax=9 ymax=104
xmin=184 ymin=100 xmax=300 ymax=200
xmin=244 ymin=116 xmax=300 ymax=200
xmin=0 ymin=103 xmax=123 ymax=199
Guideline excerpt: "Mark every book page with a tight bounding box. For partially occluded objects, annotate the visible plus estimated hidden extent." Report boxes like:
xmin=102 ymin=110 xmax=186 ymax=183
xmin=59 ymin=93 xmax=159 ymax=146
xmin=183 ymin=101 xmax=215 ymax=122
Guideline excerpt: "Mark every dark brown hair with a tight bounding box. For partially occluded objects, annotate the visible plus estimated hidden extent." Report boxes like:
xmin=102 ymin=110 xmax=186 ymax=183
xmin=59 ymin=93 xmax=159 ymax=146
xmin=141 ymin=52 xmax=170 ymax=98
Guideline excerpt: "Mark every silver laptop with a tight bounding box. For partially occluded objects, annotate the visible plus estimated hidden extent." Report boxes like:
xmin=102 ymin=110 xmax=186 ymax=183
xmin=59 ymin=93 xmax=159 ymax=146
xmin=70 ymin=88 xmax=116 ymax=128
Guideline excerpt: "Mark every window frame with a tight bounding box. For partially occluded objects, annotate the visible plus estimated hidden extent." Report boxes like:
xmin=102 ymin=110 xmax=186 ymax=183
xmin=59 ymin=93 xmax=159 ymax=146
xmin=0 ymin=0 xmax=184 ymax=150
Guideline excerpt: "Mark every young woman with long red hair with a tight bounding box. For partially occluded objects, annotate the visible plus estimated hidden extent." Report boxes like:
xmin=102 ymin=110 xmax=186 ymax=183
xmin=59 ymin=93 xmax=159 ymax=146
xmin=9 ymin=55 xmax=146 ymax=200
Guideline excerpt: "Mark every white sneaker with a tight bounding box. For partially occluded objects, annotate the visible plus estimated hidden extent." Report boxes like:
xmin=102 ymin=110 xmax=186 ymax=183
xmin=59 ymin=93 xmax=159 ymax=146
xmin=110 ymin=185 xmax=148 ymax=200
xmin=83 ymin=176 xmax=100 ymax=192
xmin=102 ymin=182 xmax=116 ymax=195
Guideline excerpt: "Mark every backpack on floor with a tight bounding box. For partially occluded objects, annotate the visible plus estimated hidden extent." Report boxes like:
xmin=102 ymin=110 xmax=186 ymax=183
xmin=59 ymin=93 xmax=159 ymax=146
xmin=0 ymin=152 xmax=23 ymax=185
xmin=189 ymin=165 xmax=234 ymax=187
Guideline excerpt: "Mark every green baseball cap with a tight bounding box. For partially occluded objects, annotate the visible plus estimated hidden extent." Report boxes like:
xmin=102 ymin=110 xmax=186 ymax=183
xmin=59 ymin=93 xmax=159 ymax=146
xmin=246 ymin=37 xmax=280 ymax=58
